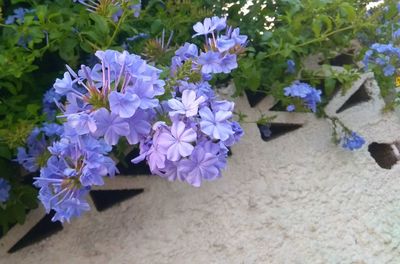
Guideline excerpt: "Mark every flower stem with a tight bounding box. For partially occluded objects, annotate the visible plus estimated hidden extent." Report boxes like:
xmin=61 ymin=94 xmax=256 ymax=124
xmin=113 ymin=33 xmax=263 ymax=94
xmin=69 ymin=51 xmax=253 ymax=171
xmin=106 ymin=9 xmax=127 ymax=48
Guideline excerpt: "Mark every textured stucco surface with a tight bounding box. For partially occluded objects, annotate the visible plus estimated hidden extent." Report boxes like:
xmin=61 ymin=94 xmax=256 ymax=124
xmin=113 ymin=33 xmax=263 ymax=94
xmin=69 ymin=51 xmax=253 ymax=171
xmin=2 ymin=76 xmax=400 ymax=263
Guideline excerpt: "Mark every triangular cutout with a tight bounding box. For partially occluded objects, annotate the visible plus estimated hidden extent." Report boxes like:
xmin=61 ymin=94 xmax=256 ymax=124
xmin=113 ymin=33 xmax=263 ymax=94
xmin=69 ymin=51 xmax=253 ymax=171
xmin=117 ymin=148 xmax=151 ymax=175
xmin=269 ymin=100 xmax=286 ymax=112
xmin=257 ymin=123 xmax=302 ymax=142
xmin=368 ymin=142 xmax=399 ymax=169
xmin=336 ymin=82 xmax=371 ymax=113
xmin=8 ymin=211 xmax=63 ymax=253
xmin=245 ymin=90 xmax=267 ymax=108
xmin=329 ymin=53 xmax=354 ymax=67
xmin=89 ymin=189 xmax=144 ymax=212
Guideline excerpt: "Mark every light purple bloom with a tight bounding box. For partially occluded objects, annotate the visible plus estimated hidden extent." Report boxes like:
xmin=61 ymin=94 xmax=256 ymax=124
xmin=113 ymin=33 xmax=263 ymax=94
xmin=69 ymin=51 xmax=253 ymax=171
xmin=125 ymin=110 xmax=152 ymax=145
xmin=199 ymin=107 xmax=233 ymax=141
xmin=54 ymin=72 xmax=74 ymax=95
xmin=231 ymin=28 xmax=247 ymax=45
xmin=67 ymin=113 xmax=97 ymax=135
xmin=109 ymin=91 xmax=140 ymax=118
xmin=159 ymin=161 xmax=185 ymax=182
xmin=383 ymin=64 xmax=395 ymax=76
xmin=211 ymin=16 xmax=227 ymax=31
xmin=216 ymin=36 xmax=236 ymax=52
xmin=158 ymin=121 xmax=197 ymax=161
xmin=287 ymin=104 xmax=296 ymax=112
xmin=180 ymin=147 xmax=219 ymax=187
xmin=175 ymin=43 xmax=198 ymax=60
xmin=168 ymin=89 xmax=206 ymax=117
xmin=284 ymin=81 xmax=321 ymax=112
xmin=198 ymin=51 xmax=220 ymax=71
xmin=5 ymin=8 xmax=31 ymax=25
xmin=192 ymin=17 xmax=213 ymax=37
xmin=93 ymin=108 xmax=130 ymax=145
xmin=342 ymin=132 xmax=365 ymax=151
xmin=220 ymin=54 xmax=238 ymax=73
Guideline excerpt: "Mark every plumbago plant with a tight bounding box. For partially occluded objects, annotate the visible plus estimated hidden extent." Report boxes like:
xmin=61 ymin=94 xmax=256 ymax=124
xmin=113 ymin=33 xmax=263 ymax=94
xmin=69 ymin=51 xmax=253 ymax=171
xmin=0 ymin=0 xmax=213 ymax=233
xmin=212 ymin=0 xmax=400 ymax=149
xmin=16 ymin=17 xmax=246 ymax=222
xmin=361 ymin=2 xmax=400 ymax=110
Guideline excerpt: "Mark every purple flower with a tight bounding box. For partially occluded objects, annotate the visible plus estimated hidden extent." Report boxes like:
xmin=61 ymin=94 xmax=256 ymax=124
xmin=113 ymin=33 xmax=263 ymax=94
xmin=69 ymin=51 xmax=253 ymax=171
xmin=67 ymin=113 xmax=97 ymax=135
xmin=159 ymin=161 xmax=185 ymax=182
xmin=158 ymin=121 xmax=197 ymax=161
xmin=192 ymin=17 xmax=213 ymax=37
xmin=220 ymin=54 xmax=238 ymax=73
xmin=54 ymin=72 xmax=74 ymax=95
xmin=175 ymin=43 xmax=198 ymax=60
xmin=51 ymin=197 xmax=90 ymax=223
xmin=93 ymin=108 xmax=130 ymax=145
xmin=284 ymin=82 xmax=321 ymax=112
xmin=287 ymin=104 xmax=296 ymax=111
xmin=0 ymin=179 xmax=11 ymax=203
xmin=125 ymin=110 xmax=152 ymax=145
xmin=198 ymin=51 xmax=222 ymax=74
xmin=211 ymin=16 xmax=227 ymax=31
xmin=198 ymin=52 xmax=237 ymax=74
xmin=363 ymin=43 xmax=400 ymax=75
xmin=168 ymin=89 xmax=206 ymax=117
xmin=180 ymin=147 xmax=219 ymax=187
xmin=216 ymin=36 xmax=236 ymax=52
xmin=286 ymin=60 xmax=296 ymax=74
xmin=42 ymin=123 xmax=63 ymax=137
xmin=231 ymin=28 xmax=247 ymax=45
xmin=383 ymin=64 xmax=395 ymax=76
xmin=109 ymin=91 xmax=140 ymax=118
xmin=199 ymin=107 xmax=233 ymax=141
xmin=342 ymin=132 xmax=365 ymax=151
xmin=5 ymin=8 xmax=31 ymax=25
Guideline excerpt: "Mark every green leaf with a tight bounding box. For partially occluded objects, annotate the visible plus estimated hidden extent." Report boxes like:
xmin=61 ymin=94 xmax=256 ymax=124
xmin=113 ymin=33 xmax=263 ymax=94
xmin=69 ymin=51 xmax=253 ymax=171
xmin=150 ymin=19 xmax=163 ymax=34
xmin=11 ymin=202 xmax=26 ymax=225
xmin=312 ymin=18 xmax=322 ymax=37
xmin=36 ymin=5 xmax=48 ymax=23
xmin=324 ymin=78 xmax=337 ymax=97
xmin=26 ymin=104 xmax=40 ymax=117
xmin=0 ymin=145 xmax=11 ymax=160
xmin=19 ymin=187 xmax=38 ymax=210
xmin=340 ymin=3 xmax=356 ymax=20
xmin=89 ymin=13 xmax=110 ymax=36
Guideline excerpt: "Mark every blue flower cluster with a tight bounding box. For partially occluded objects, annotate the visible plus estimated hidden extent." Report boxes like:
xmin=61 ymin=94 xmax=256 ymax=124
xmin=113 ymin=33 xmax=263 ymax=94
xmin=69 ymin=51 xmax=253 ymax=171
xmin=0 ymin=178 xmax=11 ymax=203
xmin=363 ymin=43 xmax=400 ymax=76
xmin=34 ymin=136 xmax=116 ymax=222
xmin=33 ymin=49 xmax=164 ymax=222
xmin=341 ymin=132 xmax=365 ymax=151
xmin=133 ymin=90 xmax=243 ymax=187
xmin=283 ymin=81 xmax=322 ymax=112
xmin=5 ymin=8 xmax=32 ymax=25
xmin=130 ymin=17 xmax=245 ymax=186
xmin=17 ymin=123 xmax=63 ymax=172
xmin=26 ymin=17 xmax=246 ymax=222
xmin=171 ymin=17 xmax=247 ymax=75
